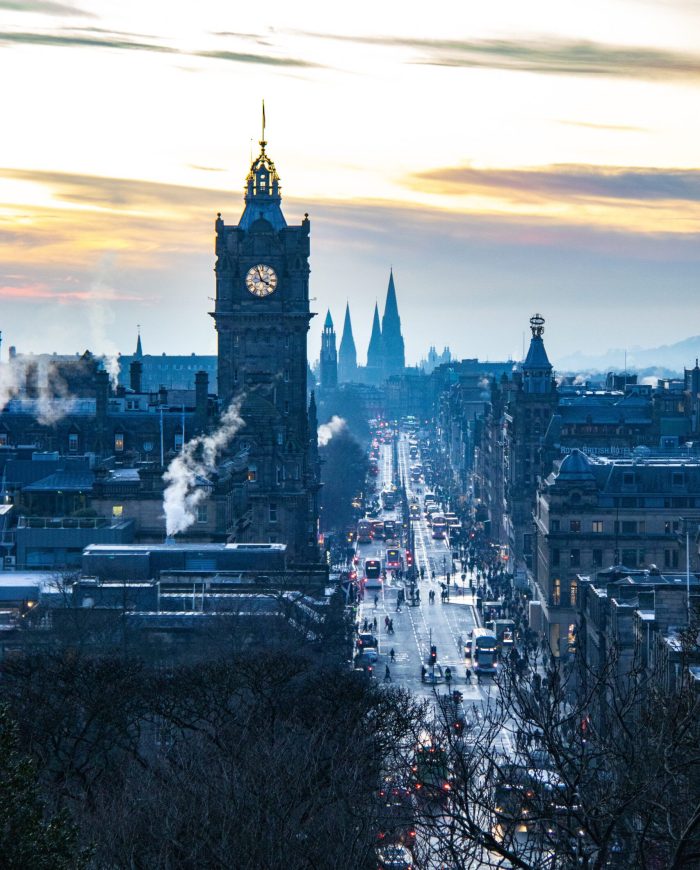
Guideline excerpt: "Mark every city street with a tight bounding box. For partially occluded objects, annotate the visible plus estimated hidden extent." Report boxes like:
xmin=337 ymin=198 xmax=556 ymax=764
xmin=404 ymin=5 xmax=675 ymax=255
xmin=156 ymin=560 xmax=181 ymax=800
xmin=358 ymin=436 xmax=510 ymax=748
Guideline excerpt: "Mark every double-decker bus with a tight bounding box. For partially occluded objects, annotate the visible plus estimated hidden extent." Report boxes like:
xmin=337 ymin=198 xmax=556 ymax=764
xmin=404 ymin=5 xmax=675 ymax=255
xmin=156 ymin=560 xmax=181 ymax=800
xmin=364 ymin=559 xmax=382 ymax=588
xmin=385 ymin=548 xmax=402 ymax=571
xmin=431 ymin=516 xmax=447 ymax=540
xmin=357 ymin=519 xmax=373 ymax=544
xmin=471 ymin=627 xmax=498 ymax=674
xmin=381 ymin=489 xmax=397 ymax=510
xmin=411 ymin=742 xmax=451 ymax=801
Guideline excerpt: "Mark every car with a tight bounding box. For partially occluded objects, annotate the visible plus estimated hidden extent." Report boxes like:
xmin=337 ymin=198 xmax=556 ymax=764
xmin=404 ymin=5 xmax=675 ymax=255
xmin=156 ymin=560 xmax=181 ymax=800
xmin=421 ymin=664 xmax=444 ymax=684
xmin=356 ymin=647 xmax=379 ymax=664
xmin=376 ymin=781 xmax=416 ymax=848
xmin=376 ymin=843 xmax=414 ymax=870
xmin=357 ymin=632 xmax=378 ymax=650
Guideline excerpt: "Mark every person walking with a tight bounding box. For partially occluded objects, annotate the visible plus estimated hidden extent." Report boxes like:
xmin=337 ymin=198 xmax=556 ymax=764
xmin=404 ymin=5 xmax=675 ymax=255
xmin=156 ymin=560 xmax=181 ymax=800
xmin=372 ymin=616 xmax=377 ymax=631
xmin=465 ymin=667 xmax=472 ymax=684
xmin=390 ymin=647 xmax=395 ymax=662
xmin=384 ymin=665 xmax=392 ymax=682
xmin=374 ymin=594 xmax=379 ymax=609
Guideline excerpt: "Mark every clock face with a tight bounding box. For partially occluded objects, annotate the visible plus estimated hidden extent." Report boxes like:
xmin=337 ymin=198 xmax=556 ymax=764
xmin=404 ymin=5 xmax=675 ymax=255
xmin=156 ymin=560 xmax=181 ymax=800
xmin=245 ymin=263 xmax=278 ymax=297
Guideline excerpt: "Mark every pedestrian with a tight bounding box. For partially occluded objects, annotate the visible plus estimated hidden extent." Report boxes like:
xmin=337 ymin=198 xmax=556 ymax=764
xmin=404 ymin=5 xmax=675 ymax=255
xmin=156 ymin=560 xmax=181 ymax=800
xmin=390 ymin=647 xmax=395 ymax=662
xmin=465 ymin=668 xmax=472 ymax=683
xmin=373 ymin=617 xmax=377 ymax=631
xmin=385 ymin=615 xmax=390 ymax=629
xmin=388 ymin=618 xmax=394 ymax=634
xmin=363 ymin=618 xmax=368 ymax=631
xmin=384 ymin=665 xmax=392 ymax=682
xmin=374 ymin=594 xmax=379 ymax=609
xmin=421 ymin=664 xmax=426 ymax=681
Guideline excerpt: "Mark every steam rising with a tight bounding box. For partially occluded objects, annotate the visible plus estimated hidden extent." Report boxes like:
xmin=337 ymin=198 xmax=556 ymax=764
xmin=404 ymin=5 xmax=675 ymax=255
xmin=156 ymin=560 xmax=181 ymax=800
xmin=317 ymin=415 xmax=346 ymax=447
xmin=162 ymin=400 xmax=244 ymax=537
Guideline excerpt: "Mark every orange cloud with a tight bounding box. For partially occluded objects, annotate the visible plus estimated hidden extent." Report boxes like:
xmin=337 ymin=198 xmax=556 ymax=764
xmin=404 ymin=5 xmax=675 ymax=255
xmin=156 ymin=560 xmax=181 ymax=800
xmin=0 ymin=283 xmax=142 ymax=303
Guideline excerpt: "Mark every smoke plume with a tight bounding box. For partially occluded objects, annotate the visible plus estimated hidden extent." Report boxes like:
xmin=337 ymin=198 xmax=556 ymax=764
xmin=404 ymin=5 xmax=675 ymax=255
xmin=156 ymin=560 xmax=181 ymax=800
xmin=317 ymin=415 xmax=346 ymax=447
xmin=162 ymin=400 xmax=244 ymax=537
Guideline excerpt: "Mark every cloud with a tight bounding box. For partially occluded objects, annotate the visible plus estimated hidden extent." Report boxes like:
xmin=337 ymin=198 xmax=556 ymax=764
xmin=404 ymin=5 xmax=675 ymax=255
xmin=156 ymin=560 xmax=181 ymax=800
xmin=408 ymin=164 xmax=700 ymax=204
xmin=0 ymin=0 xmax=92 ymax=16
xmin=0 ymin=30 xmax=177 ymax=53
xmin=194 ymin=49 xmax=321 ymax=69
xmin=0 ymin=28 xmax=321 ymax=69
xmin=295 ymin=30 xmax=700 ymax=82
xmin=0 ymin=282 xmax=142 ymax=303
xmin=557 ymin=120 xmax=647 ymax=133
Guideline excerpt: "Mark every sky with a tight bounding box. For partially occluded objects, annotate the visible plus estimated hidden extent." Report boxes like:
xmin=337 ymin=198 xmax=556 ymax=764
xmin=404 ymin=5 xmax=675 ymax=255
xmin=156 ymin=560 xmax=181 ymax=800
xmin=1 ymin=0 xmax=699 ymax=369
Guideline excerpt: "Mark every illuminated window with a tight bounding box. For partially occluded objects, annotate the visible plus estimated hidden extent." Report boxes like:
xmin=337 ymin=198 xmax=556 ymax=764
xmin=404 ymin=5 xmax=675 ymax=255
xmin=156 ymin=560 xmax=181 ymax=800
xmin=570 ymin=579 xmax=578 ymax=606
xmin=592 ymin=520 xmax=603 ymax=533
xmin=68 ymin=433 xmax=78 ymax=452
xmin=552 ymin=578 xmax=561 ymax=606
xmin=112 ymin=505 xmax=123 ymax=518
xmin=247 ymin=464 xmax=257 ymax=482
xmin=114 ymin=433 xmax=124 ymax=452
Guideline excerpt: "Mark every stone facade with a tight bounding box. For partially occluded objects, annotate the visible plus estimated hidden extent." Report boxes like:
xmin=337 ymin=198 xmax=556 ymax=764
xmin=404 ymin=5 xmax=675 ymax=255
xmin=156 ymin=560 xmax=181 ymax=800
xmin=211 ymin=137 xmax=319 ymax=562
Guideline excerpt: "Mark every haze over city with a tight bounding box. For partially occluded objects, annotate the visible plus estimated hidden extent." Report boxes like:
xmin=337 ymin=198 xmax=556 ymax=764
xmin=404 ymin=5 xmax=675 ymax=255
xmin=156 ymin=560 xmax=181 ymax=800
xmin=1 ymin=0 xmax=699 ymax=366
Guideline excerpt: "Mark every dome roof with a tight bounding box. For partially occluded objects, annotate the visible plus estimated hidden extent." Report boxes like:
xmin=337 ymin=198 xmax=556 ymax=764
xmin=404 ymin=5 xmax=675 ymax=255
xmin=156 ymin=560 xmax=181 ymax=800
xmin=556 ymin=449 xmax=594 ymax=481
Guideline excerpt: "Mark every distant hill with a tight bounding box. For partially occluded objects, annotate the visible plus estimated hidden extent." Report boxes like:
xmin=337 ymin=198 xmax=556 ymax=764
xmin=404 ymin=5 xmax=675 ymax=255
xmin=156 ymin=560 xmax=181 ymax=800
xmin=555 ymin=335 xmax=700 ymax=377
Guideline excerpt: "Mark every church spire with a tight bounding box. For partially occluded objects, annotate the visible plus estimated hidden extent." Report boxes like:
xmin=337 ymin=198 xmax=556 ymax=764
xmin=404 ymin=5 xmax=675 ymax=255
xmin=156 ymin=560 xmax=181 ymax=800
xmin=366 ymin=301 xmax=384 ymax=385
xmin=338 ymin=302 xmax=358 ymax=383
xmin=135 ymin=326 xmax=143 ymax=358
xmin=320 ymin=309 xmax=337 ymax=390
xmin=381 ymin=267 xmax=405 ymax=377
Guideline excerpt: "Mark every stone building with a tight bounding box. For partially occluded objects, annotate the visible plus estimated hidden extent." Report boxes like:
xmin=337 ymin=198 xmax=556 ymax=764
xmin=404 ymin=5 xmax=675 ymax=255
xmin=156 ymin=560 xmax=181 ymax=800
xmin=211 ymin=131 xmax=319 ymax=561
xmin=534 ymin=449 xmax=700 ymax=655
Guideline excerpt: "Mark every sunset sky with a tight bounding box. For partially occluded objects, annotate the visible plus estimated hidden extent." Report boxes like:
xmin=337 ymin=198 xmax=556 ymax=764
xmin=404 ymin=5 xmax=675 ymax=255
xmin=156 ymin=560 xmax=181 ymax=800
xmin=1 ymin=0 xmax=699 ymax=367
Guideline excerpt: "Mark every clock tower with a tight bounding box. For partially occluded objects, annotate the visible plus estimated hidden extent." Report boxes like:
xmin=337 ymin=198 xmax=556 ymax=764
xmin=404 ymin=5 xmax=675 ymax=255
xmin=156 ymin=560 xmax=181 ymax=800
xmin=211 ymin=125 xmax=318 ymax=562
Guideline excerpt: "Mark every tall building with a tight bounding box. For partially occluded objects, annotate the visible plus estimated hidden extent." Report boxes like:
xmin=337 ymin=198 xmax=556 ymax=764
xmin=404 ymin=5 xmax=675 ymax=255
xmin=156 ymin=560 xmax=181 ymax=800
xmin=319 ymin=310 xmax=338 ymax=390
xmin=337 ymin=302 xmax=358 ymax=384
xmin=365 ymin=302 xmax=384 ymax=386
xmin=211 ymin=125 xmax=318 ymax=561
xmin=503 ymin=313 xmax=558 ymax=570
xmin=381 ymin=268 xmax=406 ymax=378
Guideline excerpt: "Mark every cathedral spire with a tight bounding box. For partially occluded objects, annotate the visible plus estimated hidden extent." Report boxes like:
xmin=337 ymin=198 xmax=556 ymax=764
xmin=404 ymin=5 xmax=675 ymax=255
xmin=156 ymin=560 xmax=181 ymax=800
xmin=367 ymin=302 xmax=383 ymax=368
xmin=135 ymin=326 xmax=143 ymax=358
xmin=381 ymin=268 xmax=405 ymax=377
xmin=320 ymin=310 xmax=337 ymax=389
xmin=338 ymin=302 xmax=358 ymax=383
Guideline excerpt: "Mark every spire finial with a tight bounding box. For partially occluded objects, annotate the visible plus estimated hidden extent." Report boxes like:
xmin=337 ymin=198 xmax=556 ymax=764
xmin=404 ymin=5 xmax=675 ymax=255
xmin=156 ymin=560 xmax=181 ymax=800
xmin=530 ymin=313 xmax=545 ymax=338
xmin=260 ymin=99 xmax=266 ymax=153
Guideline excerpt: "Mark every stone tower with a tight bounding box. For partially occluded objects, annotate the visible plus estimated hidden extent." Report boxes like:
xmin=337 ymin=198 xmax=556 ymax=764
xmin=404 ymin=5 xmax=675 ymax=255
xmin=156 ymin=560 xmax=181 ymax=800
xmin=381 ymin=268 xmax=405 ymax=378
xmin=319 ymin=309 xmax=338 ymax=390
xmin=337 ymin=302 xmax=358 ymax=384
xmin=365 ymin=302 xmax=383 ymax=385
xmin=211 ymin=119 xmax=317 ymax=561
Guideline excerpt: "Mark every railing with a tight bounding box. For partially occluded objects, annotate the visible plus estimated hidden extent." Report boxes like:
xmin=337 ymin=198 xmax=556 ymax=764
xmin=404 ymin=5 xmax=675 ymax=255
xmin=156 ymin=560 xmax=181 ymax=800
xmin=17 ymin=516 xmax=112 ymax=530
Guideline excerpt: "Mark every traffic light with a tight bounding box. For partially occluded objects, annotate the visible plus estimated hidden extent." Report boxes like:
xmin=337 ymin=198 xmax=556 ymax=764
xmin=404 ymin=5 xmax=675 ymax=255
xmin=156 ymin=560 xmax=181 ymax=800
xmin=429 ymin=645 xmax=437 ymax=665
xmin=406 ymin=550 xmax=414 ymax=566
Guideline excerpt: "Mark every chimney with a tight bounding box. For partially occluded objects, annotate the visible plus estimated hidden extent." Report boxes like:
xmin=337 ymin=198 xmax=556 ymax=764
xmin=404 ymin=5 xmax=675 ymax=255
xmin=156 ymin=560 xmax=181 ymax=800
xmin=195 ymin=370 xmax=209 ymax=433
xmin=129 ymin=359 xmax=143 ymax=393
xmin=95 ymin=369 xmax=110 ymax=424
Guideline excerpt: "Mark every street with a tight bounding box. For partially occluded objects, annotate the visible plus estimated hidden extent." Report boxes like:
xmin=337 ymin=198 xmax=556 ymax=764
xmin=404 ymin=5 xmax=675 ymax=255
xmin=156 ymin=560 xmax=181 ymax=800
xmin=357 ymin=436 xmax=511 ymax=750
